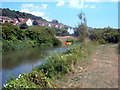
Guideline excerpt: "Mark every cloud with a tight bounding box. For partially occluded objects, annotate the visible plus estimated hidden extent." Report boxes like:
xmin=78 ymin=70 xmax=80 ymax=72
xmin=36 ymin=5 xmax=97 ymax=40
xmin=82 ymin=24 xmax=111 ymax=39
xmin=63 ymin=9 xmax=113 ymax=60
xmin=56 ymin=0 xmax=118 ymax=9
xmin=68 ymin=0 xmax=84 ymax=8
xmin=43 ymin=16 xmax=52 ymax=21
xmin=20 ymin=9 xmax=45 ymax=17
xmin=56 ymin=0 xmax=65 ymax=6
xmin=68 ymin=0 xmax=97 ymax=9
xmin=90 ymin=6 xmax=96 ymax=8
xmin=20 ymin=4 xmax=51 ymax=21
xmin=56 ymin=0 xmax=96 ymax=9
xmin=20 ymin=4 xmax=48 ymax=11
xmin=41 ymin=4 xmax=48 ymax=9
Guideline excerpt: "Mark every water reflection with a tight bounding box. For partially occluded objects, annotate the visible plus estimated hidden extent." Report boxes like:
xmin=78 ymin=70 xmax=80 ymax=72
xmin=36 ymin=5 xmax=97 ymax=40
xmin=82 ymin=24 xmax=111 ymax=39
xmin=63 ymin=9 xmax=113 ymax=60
xmin=1 ymin=45 xmax=68 ymax=87
xmin=2 ymin=47 xmax=48 ymax=70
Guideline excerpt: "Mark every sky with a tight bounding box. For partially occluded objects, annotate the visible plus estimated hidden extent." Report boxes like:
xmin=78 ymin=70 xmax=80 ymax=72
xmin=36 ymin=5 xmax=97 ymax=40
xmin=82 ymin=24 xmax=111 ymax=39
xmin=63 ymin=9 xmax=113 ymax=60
xmin=1 ymin=0 xmax=119 ymax=29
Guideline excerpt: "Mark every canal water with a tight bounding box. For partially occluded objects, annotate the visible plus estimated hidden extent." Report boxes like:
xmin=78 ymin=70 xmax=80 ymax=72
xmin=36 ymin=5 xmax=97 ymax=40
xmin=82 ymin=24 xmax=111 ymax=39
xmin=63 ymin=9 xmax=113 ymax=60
xmin=1 ymin=45 xmax=69 ymax=88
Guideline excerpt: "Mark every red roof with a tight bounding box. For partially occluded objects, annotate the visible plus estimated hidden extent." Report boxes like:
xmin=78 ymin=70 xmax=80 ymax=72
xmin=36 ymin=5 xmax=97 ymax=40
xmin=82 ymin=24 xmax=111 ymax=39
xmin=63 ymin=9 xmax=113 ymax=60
xmin=37 ymin=21 xmax=44 ymax=24
xmin=16 ymin=18 xmax=29 ymax=25
xmin=18 ymin=18 xmax=25 ymax=21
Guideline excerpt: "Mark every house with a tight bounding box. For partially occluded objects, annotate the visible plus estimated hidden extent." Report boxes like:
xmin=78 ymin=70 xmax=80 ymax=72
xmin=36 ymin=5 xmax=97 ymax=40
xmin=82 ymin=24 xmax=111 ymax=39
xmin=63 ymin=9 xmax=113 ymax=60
xmin=25 ymin=18 xmax=33 ymax=26
xmin=59 ymin=25 xmax=65 ymax=29
xmin=55 ymin=25 xmax=59 ymax=28
xmin=0 ymin=16 xmax=14 ymax=23
xmin=0 ymin=16 xmax=33 ymax=26
xmin=37 ymin=21 xmax=45 ymax=26
xmin=48 ymin=23 xmax=52 ymax=27
xmin=16 ymin=18 xmax=33 ymax=26
xmin=13 ymin=18 xmax=19 ymax=25
xmin=44 ymin=23 xmax=49 ymax=26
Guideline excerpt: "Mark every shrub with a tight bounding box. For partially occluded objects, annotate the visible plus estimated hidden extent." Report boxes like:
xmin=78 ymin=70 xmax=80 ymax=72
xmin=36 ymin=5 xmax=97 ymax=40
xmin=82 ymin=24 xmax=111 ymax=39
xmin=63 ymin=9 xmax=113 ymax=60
xmin=2 ymin=71 xmax=52 ymax=89
xmin=2 ymin=25 xmax=62 ymax=51
xmin=20 ymin=23 xmax=28 ymax=29
xmin=89 ymin=29 xmax=119 ymax=44
xmin=33 ymin=21 xmax=38 ymax=25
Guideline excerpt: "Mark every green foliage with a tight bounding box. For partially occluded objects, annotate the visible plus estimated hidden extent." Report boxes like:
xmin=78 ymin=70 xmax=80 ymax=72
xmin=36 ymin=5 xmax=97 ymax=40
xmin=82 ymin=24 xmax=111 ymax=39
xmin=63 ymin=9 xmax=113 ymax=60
xmin=36 ymin=42 xmax=91 ymax=80
xmin=51 ymin=37 xmax=62 ymax=46
xmin=33 ymin=21 xmax=38 ymax=25
xmin=2 ymin=41 xmax=96 ymax=88
xmin=56 ymin=28 xmax=69 ymax=36
xmin=45 ymin=27 xmax=56 ymax=35
xmin=2 ymin=71 xmax=52 ymax=89
xmin=2 ymin=24 xmax=61 ymax=51
xmin=89 ymin=28 xmax=119 ymax=44
xmin=65 ymin=39 xmax=78 ymax=43
xmin=2 ymin=40 xmax=35 ymax=51
xmin=20 ymin=23 xmax=28 ymax=29
xmin=2 ymin=8 xmax=47 ymax=21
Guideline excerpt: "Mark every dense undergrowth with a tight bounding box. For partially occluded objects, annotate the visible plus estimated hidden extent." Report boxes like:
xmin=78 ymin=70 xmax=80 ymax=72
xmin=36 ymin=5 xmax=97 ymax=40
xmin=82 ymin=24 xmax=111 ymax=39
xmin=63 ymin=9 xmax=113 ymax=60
xmin=89 ymin=28 xmax=120 ymax=44
xmin=2 ymin=23 xmax=62 ymax=51
xmin=2 ymin=41 xmax=96 ymax=89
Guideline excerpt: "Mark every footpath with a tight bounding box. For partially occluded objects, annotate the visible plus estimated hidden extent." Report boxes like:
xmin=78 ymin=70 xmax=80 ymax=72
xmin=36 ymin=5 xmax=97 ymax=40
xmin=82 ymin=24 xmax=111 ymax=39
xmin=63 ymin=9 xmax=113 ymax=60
xmin=53 ymin=44 xmax=118 ymax=88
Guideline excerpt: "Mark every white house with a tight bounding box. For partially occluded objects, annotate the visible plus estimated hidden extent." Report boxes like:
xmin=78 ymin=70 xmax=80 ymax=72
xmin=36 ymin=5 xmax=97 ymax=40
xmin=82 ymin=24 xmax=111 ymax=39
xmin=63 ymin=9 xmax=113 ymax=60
xmin=25 ymin=18 xmax=33 ymax=26
xmin=16 ymin=18 xmax=33 ymax=26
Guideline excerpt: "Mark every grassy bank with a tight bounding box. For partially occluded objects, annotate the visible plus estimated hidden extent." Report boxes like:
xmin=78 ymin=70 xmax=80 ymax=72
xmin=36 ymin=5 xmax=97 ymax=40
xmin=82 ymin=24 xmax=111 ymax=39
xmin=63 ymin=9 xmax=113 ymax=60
xmin=2 ymin=41 xmax=98 ymax=89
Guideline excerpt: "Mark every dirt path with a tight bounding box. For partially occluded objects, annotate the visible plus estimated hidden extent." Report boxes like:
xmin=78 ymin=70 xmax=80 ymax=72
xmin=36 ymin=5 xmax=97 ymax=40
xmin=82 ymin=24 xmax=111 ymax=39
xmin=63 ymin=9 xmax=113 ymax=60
xmin=54 ymin=44 xmax=119 ymax=88
xmin=56 ymin=36 xmax=78 ymax=43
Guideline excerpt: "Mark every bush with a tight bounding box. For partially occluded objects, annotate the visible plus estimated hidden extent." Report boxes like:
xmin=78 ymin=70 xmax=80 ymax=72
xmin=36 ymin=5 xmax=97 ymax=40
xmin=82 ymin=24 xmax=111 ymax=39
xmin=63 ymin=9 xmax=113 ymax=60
xmin=33 ymin=21 xmax=38 ymax=25
xmin=89 ymin=29 xmax=119 ymax=44
xmin=20 ymin=23 xmax=28 ymax=29
xmin=2 ymin=25 xmax=62 ymax=51
xmin=36 ymin=42 xmax=91 ymax=80
xmin=2 ymin=71 xmax=52 ymax=89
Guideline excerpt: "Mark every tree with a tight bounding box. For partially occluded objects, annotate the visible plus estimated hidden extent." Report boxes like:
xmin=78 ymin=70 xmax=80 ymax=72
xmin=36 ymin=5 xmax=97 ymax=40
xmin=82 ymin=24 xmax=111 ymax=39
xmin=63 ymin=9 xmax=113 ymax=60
xmin=20 ymin=23 xmax=28 ymax=29
xmin=33 ymin=21 xmax=38 ymax=25
xmin=77 ymin=12 xmax=88 ymax=42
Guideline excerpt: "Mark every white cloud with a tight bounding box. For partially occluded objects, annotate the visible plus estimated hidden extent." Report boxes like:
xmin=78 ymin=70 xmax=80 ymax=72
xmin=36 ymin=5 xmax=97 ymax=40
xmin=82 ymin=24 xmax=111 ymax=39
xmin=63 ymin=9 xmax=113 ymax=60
xmin=68 ymin=0 xmax=96 ymax=9
xmin=21 ymin=4 xmax=48 ymax=11
xmin=68 ymin=0 xmax=84 ymax=8
xmin=43 ymin=16 xmax=52 ymax=21
xmin=41 ymin=4 xmax=48 ymax=9
xmin=56 ymin=0 xmax=65 ymax=6
xmin=56 ymin=0 xmax=118 ymax=9
xmin=20 ymin=9 xmax=45 ymax=17
xmin=20 ymin=4 xmax=51 ymax=21
xmin=90 ymin=5 xmax=96 ymax=8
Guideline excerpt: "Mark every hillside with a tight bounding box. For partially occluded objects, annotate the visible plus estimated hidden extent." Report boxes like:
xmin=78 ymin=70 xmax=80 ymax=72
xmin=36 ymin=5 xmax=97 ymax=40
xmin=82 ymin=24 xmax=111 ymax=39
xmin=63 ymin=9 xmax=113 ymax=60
xmin=0 ymin=8 xmax=47 ymax=22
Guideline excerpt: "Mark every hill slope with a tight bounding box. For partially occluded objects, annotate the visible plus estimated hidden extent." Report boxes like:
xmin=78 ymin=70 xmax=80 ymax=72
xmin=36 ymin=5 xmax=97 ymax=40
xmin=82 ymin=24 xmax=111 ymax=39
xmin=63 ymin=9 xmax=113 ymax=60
xmin=0 ymin=8 xmax=47 ymax=22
